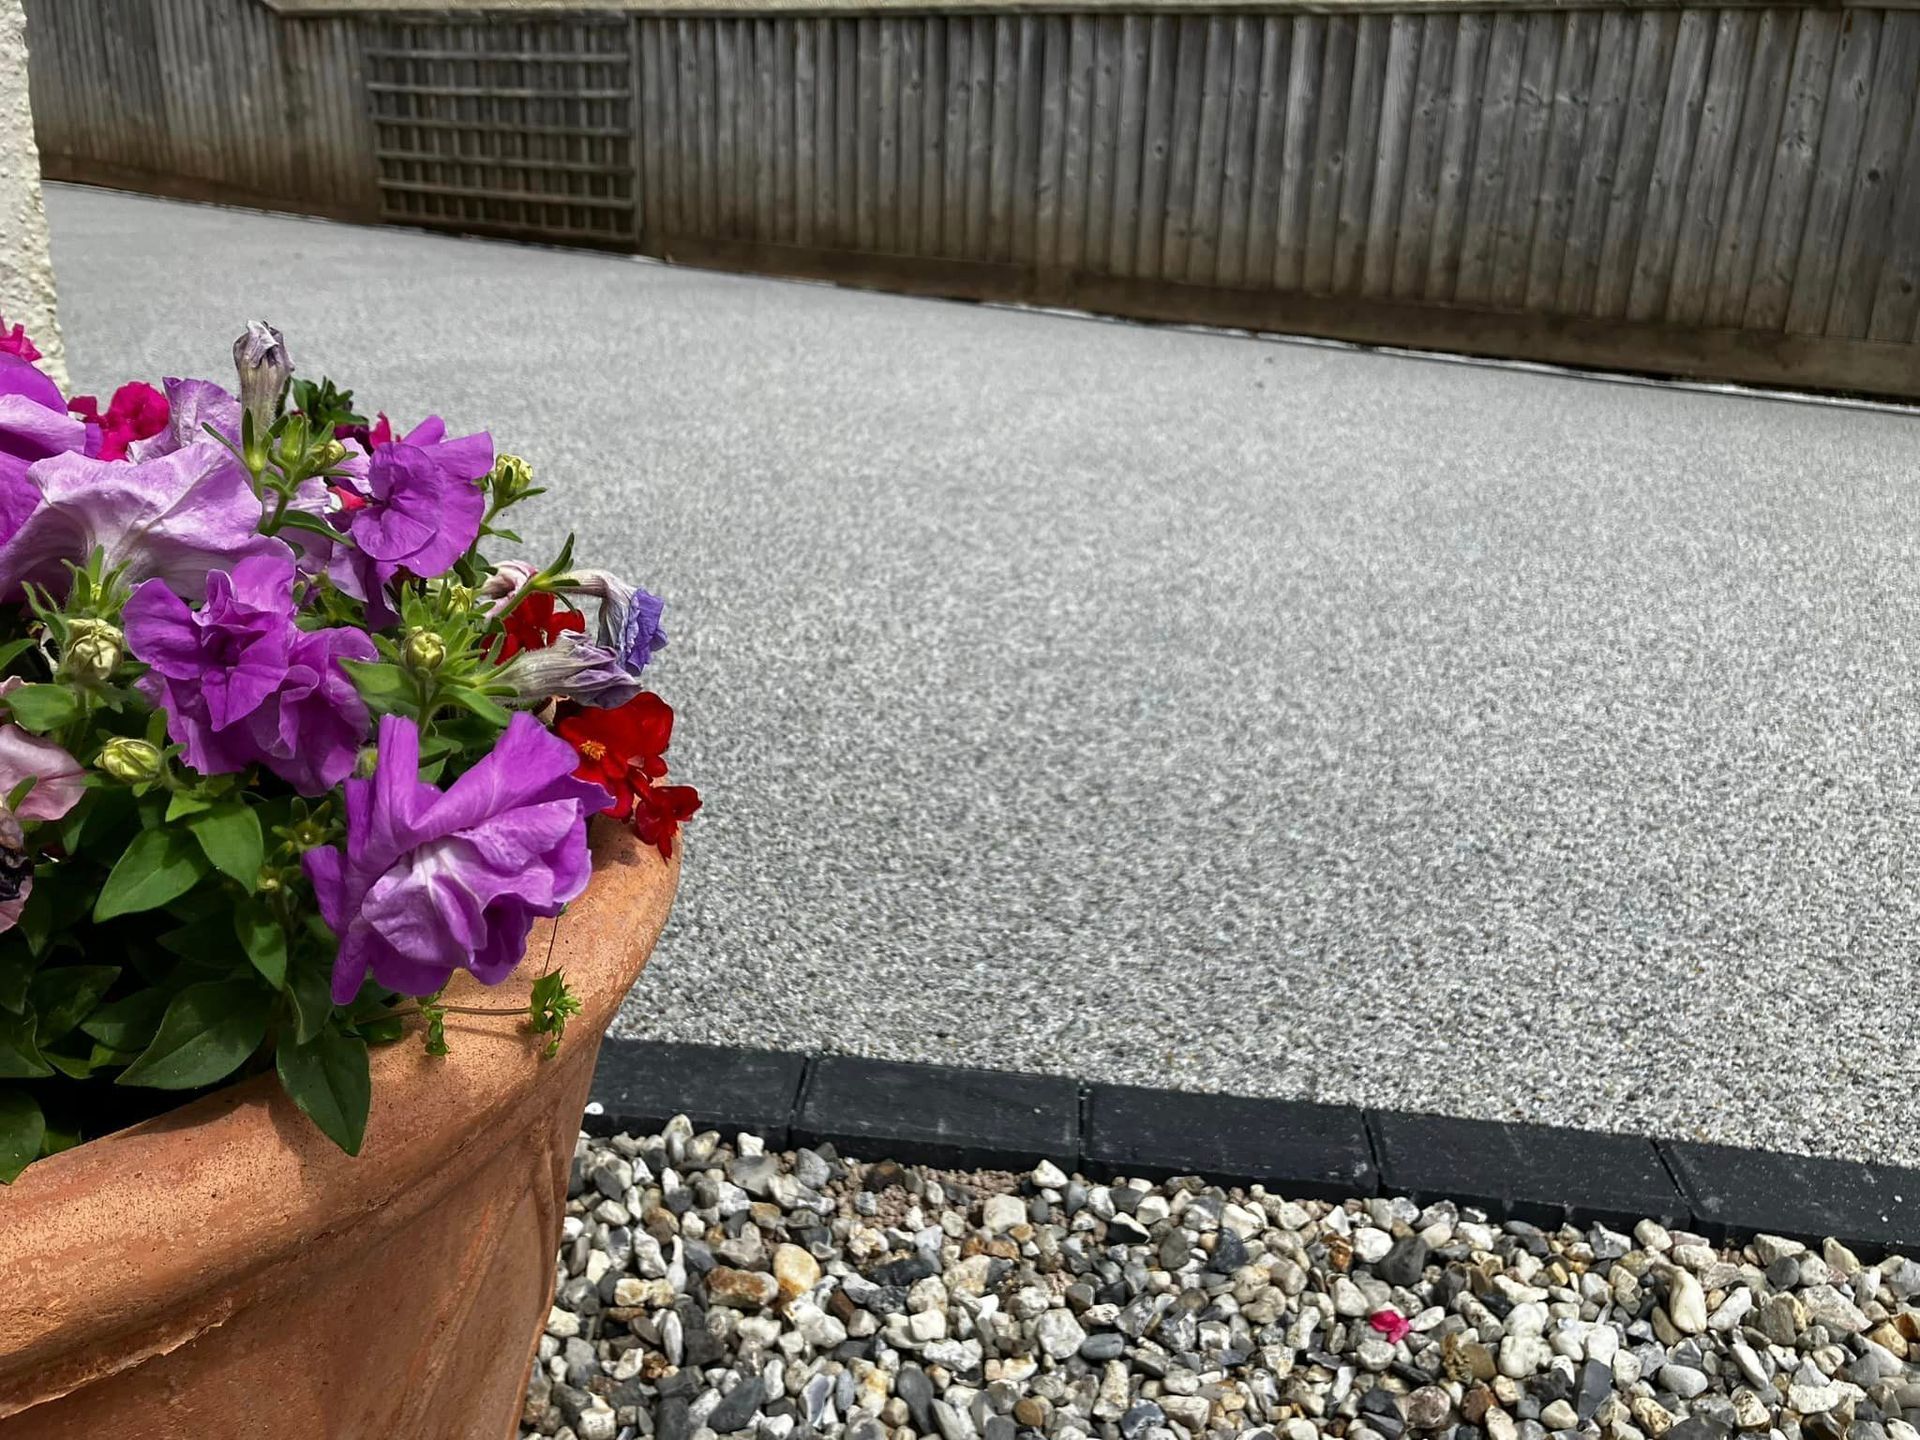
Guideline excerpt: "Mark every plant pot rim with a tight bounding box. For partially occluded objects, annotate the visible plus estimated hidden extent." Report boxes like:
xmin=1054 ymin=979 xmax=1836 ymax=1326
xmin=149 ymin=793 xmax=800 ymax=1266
xmin=0 ymin=818 xmax=677 ymax=1420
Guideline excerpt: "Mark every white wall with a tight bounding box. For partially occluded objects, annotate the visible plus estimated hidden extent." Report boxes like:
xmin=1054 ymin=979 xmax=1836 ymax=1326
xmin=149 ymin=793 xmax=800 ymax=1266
xmin=0 ymin=0 xmax=65 ymax=391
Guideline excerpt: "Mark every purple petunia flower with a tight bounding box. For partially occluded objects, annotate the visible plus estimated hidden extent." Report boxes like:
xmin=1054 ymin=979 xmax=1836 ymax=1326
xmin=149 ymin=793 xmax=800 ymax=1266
xmin=304 ymin=712 xmax=608 ymax=1002
xmin=327 ymin=417 xmax=491 ymax=625
xmin=0 ymin=353 xmax=93 ymax=544
xmin=124 ymin=553 xmax=376 ymax=795
xmin=0 ymin=441 xmax=291 ymax=603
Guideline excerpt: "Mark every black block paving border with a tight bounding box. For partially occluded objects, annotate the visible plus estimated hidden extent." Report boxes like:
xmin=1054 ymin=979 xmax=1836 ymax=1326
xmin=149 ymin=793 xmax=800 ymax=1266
xmin=587 ymin=1039 xmax=1920 ymax=1257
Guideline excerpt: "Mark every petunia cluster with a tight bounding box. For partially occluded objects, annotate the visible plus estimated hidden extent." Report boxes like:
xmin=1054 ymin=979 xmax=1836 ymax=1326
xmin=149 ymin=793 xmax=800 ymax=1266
xmin=0 ymin=321 xmax=696 ymax=1178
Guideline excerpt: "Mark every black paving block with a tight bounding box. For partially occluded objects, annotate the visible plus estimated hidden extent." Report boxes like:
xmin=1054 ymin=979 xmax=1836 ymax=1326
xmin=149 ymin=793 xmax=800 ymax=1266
xmin=1369 ymin=1111 xmax=1689 ymax=1229
xmin=1661 ymin=1141 xmax=1920 ymax=1257
xmin=588 ymin=1039 xmax=806 ymax=1147
xmin=1083 ymin=1083 xmax=1376 ymax=1201
xmin=793 ymin=1056 xmax=1079 ymax=1171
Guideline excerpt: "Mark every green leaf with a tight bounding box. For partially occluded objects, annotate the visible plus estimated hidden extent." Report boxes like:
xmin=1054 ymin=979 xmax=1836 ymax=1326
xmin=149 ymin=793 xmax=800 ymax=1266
xmin=60 ymin=785 xmax=136 ymax=855
xmin=115 ymin=980 xmax=272 ymax=1090
xmin=0 ymin=1089 xmax=44 ymax=1183
xmin=164 ymin=791 xmax=216 ymax=822
xmin=442 ymin=684 xmax=512 ymax=728
xmin=40 ymin=1122 xmax=79 ymax=1156
xmin=275 ymin=1027 xmax=371 ymax=1155
xmin=0 ymin=944 xmax=31 ymax=1013
xmin=0 ymin=1010 xmax=52 ymax=1078
xmin=340 ymin=658 xmax=413 ymax=716
xmin=274 ymin=510 xmax=351 ymax=544
xmin=286 ymin=962 xmax=334 ymax=1046
xmin=3 ymin=683 xmax=78 ymax=734
xmin=94 ymin=827 xmax=211 ymax=921
xmin=0 ymin=637 xmax=36 ymax=672
xmin=18 ymin=863 xmax=92 ymax=961
xmin=234 ymin=902 xmax=287 ymax=988
xmin=14 ymin=881 xmax=51 ymax=961
xmin=28 ymin=965 xmax=119 ymax=1043
xmin=158 ymin=911 xmax=232 ymax=961
xmin=42 ymin=1042 xmax=132 ymax=1080
xmin=184 ymin=801 xmax=263 ymax=889
xmin=79 ymin=987 xmax=171 ymax=1051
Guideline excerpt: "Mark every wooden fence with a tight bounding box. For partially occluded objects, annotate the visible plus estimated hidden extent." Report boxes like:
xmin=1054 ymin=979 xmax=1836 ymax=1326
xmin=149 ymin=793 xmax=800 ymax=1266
xmin=23 ymin=0 xmax=1920 ymax=398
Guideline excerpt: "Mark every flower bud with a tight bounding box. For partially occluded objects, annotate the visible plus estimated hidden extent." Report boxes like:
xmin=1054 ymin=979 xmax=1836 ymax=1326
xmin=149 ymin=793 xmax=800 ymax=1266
xmin=61 ymin=619 xmax=123 ymax=685
xmin=490 ymin=454 xmax=534 ymax=502
xmin=354 ymin=745 xmax=379 ymax=780
xmin=232 ymin=321 xmax=293 ymax=437
xmin=402 ymin=627 xmax=447 ymax=675
xmin=317 ymin=438 xmax=348 ymax=468
xmin=98 ymin=737 xmax=163 ymax=785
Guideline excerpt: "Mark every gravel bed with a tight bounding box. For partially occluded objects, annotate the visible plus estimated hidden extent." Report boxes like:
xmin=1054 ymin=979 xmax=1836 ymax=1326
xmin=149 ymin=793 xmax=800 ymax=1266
xmin=524 ymin=1123 xmax=1920 ymax=1440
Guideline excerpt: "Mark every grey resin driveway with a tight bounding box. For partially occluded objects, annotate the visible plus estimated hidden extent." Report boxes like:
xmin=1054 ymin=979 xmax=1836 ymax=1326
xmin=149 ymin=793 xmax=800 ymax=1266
xmin=44 ymin=183 xmax=1920 ymax=1164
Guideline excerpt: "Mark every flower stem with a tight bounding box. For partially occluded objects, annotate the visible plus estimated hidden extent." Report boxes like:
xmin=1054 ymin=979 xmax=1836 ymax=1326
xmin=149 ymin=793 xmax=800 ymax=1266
xmin=260 ymin=486 xmax=292 ymax=536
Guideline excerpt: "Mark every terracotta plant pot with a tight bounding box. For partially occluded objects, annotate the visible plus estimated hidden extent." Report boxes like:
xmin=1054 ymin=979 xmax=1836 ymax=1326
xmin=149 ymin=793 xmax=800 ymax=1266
xmin=0 ymin=820 xmax=677 ymax=1439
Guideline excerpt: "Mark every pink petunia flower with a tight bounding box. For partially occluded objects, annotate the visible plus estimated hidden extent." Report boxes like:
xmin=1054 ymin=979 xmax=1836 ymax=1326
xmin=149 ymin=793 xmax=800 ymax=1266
xmin=69 ymin=382 xmax=170 ymax=462
xmin=0 ymin=320 xmax=40 ymax=365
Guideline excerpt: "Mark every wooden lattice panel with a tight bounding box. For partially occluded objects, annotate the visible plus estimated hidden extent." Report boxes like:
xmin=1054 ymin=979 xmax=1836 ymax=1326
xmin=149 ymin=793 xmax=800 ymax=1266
xmin=365 ymin=16 xmax=637 ymax=246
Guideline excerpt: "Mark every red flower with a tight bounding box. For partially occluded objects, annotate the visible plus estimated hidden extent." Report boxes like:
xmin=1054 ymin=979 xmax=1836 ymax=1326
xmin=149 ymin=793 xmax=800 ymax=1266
xmin=630 ymin=779 xmax=701 ymax=861
xmin=368 ymin=413 xmax=394 ymax=449
xmin=555 ymin=694 xmax=697 ymax=855
xmin=69 ymin=382 xmax=169 ymax=461
xmin=496 ymin=592 xmax=586 ymax=663
xmin=556 ymin=693 xmax=673 ymax=813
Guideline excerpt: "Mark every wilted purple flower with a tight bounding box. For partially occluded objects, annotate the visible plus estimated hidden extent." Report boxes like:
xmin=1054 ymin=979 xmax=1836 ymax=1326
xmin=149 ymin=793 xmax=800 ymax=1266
xmin=0 ymin=353 xmax=92 ymax=541
xmin=495 ymin=630 xmax=647 ymax=709
xmin=0 ymin=442 xmax=291 ymax=602
xmin=125 ymin=378 xmax=241 ymax=463
xmin=304 ymin=712 xmax=607 ymax=1002
xmin=327 ymin=417 xmax=491 ymax=625
xmin=557 ymin=569 xmax=668 ymax=676
xmin=605 ymin=582 xmax=667 ymax=674
xmin=124 ymin=553 xmax=376 ymax=795
xmin=232 ymin=322 xmax=292 ymax=438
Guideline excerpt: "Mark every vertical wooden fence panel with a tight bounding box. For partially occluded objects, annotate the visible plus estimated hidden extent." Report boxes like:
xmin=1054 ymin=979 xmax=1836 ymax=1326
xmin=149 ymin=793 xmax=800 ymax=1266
xmin=1623 ymin=6 xmax=1715 ymax=322
xmin=1390 ymin=14 xmax=1456 ymax=299
xmin=21 ymin=0 xmax=1920 ymax=398
xmin=1488 ymin=12 xmax=1564 ymax=309
xmin=1661 ymin=8 xmax=1755 ymax=325
xmin=1522 ymin=10 xmax=1600 ymax=310
xmin=1823 ymin=12 xmax=1920 ymax=339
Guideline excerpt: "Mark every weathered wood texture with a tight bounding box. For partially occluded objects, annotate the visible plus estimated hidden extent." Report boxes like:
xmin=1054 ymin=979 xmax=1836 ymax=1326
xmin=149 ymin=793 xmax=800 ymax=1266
xmin=26 ymin=0 xmax=378 ymax=218
xmin=23 ymin=0 xmax=1920 ymax=396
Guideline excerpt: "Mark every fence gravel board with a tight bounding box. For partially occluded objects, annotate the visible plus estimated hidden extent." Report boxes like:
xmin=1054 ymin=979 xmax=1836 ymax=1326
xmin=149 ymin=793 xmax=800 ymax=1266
xmin=23 ymin=0 xmax=1920 ymax=396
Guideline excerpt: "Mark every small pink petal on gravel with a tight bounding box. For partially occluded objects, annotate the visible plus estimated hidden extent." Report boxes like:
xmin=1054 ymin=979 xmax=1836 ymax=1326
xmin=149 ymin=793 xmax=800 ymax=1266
xmin=1369 ymin=1309 xmax=1412 ymax=1344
